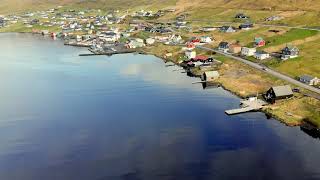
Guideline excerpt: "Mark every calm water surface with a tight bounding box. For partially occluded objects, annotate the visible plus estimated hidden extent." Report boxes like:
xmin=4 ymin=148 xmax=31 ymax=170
xmin=0 ymin=33 xmax=320 ymax=180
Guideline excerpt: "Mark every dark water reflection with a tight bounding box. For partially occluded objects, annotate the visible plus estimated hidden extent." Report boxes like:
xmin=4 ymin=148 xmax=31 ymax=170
xmin=0 ymin=33 xmax=320 ymax=180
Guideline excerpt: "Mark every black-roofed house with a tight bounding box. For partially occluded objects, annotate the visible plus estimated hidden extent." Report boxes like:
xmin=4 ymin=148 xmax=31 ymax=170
xmin=30 ymin=19 xmax=39 ymax=25
xmin=239 ymin=23 xmax=253 ymax=30
xmin=299 ymin=75 xmax=320 ymax=86
xmin=281 ymin=45 xmax=299 ymax=60
xmin=0 ymin=17 xmax=4 ymax=27
xmin=264 ymin=85 xmax=293 ymax=103
xmin=218 ymin=42 xmax=230 ymax=53
xmin=220 ymin=26 xmax=236 ymax=33
xmin=235 ymin=13 xmax=250 ymax=19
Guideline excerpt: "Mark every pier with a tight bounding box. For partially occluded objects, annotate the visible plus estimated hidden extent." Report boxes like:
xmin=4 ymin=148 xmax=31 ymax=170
xmin=79 ymin=49 xmax=137 ymax=56
xmin=64 ymin=42 xmax=91 ymax=47
xmin=225 ymin=97 xmax=268 ymax=115
xmin=225 ymin=107 xmax=258 ymax=115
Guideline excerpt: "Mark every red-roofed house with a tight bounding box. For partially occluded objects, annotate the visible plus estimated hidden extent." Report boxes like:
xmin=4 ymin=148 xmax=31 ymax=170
xmin=254 ymin=37 xmax=266 ymax=47
xmin=186 ymin=42 xmax=195 ymax=49
xmin=192 ymin=55 xmax=208 ymax=61
xmin=191 ymin=38 xmax=201 ymax=44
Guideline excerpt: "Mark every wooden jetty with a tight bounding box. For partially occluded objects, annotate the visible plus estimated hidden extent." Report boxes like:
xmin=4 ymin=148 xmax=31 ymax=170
xmin=64 ymin=42 xmax=91 ymax=47
xmin=225 ymin=97 xmax=267 ymax=115
xmin=79 ymin=53 xmax=106 ymax=56
xmin=192 ymin=81 xmax=207 ymax=84
xmin=225 ymin=107 xmax=259 ymax=115
xmin=80 ymin=49 xmax=137 ymax=56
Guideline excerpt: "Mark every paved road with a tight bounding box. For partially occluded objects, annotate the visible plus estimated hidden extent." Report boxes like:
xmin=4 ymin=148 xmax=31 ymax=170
xmin=196 ymin=46 xmax=320 ymax=95
xmin=256 ymin=24 xmax=320 ymax=31
xmin=147 ymin=18 xmax=320 ymax=31
xmin=185 ymin=19 xmax=320 ymax=32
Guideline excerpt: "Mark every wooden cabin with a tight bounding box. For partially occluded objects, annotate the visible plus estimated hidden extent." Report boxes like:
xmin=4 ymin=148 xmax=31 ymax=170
xmin=264 ymin=85 xmax=293 ymax=103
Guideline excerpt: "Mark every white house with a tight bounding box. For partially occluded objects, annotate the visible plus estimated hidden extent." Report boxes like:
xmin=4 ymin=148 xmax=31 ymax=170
xmin=185 ymin=50 xmax=196 ymax=59
xmin=241 ymin=47 xmax=256 ymax=56
xmin=69 ymin=22 xmax=77 ymax=29
xmin=281 ymin=46 xmax=299 ymax=60
xmin=254 ymin=51 xmax=270 ymax=60
xmin=200 ymin=36 xmax=213 ymax=43
xmin=220 ymin=26 xmax=236 ymax=33
xmin=266 ymin=16 xmax=283 ymax=21
xmin=164 ymin=53 xmax=172 ymax=58
xmin=126 ymin=38 xmax=145 ymax=48
xmin=168 ymin=34 xmax=182 ymax=44
xmin=76 ymin=35 xmax=82 ymax=42
xmin=100 ymin=32 xmax=120 ymax=42
xmin=200 ymin=27 xmax=216 ymax=32
xmin=146 ymin=38 xmax=155 ymax=45
xmin=154 ymin=36 xmax=169 ymax=42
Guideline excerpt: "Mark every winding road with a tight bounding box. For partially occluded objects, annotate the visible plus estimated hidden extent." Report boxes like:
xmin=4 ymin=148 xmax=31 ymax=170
xmin=196 ymin=45 xmax=320 ymax=95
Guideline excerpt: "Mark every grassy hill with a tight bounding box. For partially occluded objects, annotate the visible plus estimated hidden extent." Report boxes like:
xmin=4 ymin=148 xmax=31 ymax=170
xmin=0 ymin=0 xmax=69 ymax=14
xmin=1 ymin=0 xmax=320 ymax=15
xmin=0 ymin=0 xmax=177 ymax=14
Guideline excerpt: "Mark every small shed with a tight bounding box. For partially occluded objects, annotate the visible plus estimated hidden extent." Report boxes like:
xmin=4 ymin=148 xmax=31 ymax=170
xmin=201 ymin=71 xmax=220 ymax=81
xmin=264 ymin=85 xmax=293 ymax=103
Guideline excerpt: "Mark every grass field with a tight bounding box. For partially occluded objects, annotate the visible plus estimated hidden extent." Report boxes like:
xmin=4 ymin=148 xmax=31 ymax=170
xmin=0 ymin=22 xmax=61 ymax=33
xmin=269 ymin=39 xmax=320 ymax=78
xmin=273 ymin=11 xmax=320 ymax=27
xmin=263 ymin=29 xmax=319 ymax=48
xmin=268 ymin=96 xmax=320 ymax=127
xmin=188 ymin=8 xmax=274 ymax=23
xmin=225 ymin=27 xmax=286 ymax=46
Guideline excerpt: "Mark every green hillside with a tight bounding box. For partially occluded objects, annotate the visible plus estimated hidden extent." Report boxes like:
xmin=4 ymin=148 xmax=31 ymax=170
xmin=1 ymin=0 xmax=320 ymax=14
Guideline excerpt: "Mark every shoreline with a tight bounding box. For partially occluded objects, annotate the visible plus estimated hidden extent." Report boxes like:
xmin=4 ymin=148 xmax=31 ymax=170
xmin=140 ymin=44 xmax=315 ymax=128
xmin=1 ymin=32 xmax=317 ymax=129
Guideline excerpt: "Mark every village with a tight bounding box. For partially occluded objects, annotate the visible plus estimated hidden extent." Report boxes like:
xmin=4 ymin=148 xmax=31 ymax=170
xmin=0 ymin=6 xmax=319 ymax=130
